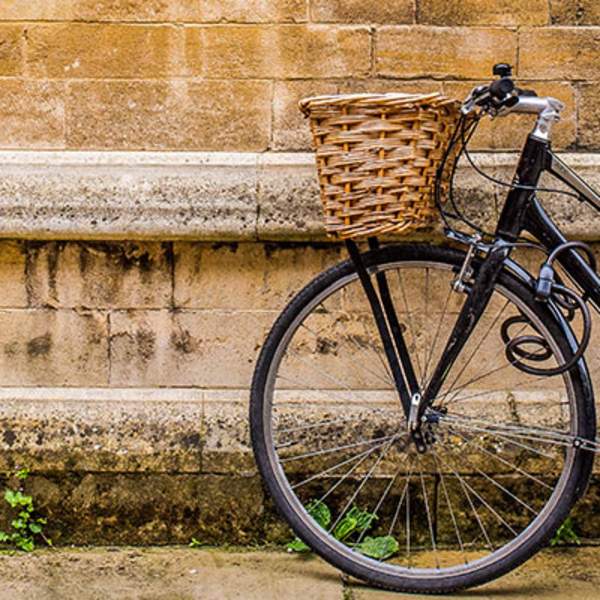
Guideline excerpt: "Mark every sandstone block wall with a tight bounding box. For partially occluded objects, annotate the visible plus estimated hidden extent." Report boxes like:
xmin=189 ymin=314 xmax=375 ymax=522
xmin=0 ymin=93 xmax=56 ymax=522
xmin=0 ymin=1 xmax=596 ymax=544
xmin=0 ymin=1 xmax=595 ymax=152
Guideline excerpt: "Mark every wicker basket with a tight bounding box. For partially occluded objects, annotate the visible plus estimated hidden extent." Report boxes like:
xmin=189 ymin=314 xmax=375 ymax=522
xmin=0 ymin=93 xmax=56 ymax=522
xmin=299 ymin=92 xmax=462 ymax=239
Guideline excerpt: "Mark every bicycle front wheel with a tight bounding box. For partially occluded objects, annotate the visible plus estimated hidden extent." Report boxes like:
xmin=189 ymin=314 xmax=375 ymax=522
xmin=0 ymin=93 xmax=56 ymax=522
xmin=250 ymin=244 xmax=595 ymax=593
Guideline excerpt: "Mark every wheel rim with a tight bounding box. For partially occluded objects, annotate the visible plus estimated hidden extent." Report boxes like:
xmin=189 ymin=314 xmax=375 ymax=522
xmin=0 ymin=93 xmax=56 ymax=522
xmin=260 ymin=259 xmax=579 ymax=579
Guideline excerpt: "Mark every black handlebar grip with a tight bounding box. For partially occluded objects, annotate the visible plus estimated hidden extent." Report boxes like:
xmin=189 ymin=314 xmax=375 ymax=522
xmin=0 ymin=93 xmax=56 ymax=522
xmin=489 ymin=77 xmax=514 ymax=99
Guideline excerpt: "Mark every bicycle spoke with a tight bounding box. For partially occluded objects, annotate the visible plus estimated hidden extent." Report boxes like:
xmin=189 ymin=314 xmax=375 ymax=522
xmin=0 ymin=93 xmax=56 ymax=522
xmin=291 ymin=440 xmax=390 ymax=490
xmin=445 ymin=433 xmax=537 ymax=515
xmin=280 ymin=433 xmax=398 ymax=463
xmin=388 ymin=462 xmax=413 ymax=537
xmin=437 ymin=321 xmax=529 ymax=407
xmin=316 ymin=440 xmax=390 ymax=506
xmin=448 ymin=427 xmax=552 ymax=490
xmin=357 ymin=317 xmax=396 ymax=387
xmin=442 ymin=414 xmax=573 ymax=451
xmin=328 ymin=436 xmax=398 ymax=534
xmin=423 ymin=283 xmax=453 ymax=390
xmin=431 ymin=449 xmax=468 ymax=564
xmin=419 ymin=460 xmax=440 ymax=568
xmin=437 ymin=299 xmax=510 ymax=399
xmin=438 ymin=446 xmax=518 ymax=537
xmin=396 ymin=269 xmax=424 ymax=383
xmin=299 ymin=320 xmax=394 ymax=388
xmin=438 ymin=419 xmax=557 ymax=459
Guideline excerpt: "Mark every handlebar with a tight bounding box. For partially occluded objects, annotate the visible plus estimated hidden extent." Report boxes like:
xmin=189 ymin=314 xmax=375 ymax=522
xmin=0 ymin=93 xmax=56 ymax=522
xmin=489 ymin=77 xmax=514 ymax=100
xmin=460 ymin=64 xmax=565 ymax=142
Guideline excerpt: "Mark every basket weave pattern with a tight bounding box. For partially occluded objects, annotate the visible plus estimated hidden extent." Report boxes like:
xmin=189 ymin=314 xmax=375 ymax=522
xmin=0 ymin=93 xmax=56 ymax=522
xmin=300 ymin=93 xmax=462 ymax=239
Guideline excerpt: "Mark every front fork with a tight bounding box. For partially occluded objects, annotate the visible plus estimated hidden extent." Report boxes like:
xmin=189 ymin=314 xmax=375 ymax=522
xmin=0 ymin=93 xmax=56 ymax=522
xmin=347 ymin=237 xmax=509 ymax=451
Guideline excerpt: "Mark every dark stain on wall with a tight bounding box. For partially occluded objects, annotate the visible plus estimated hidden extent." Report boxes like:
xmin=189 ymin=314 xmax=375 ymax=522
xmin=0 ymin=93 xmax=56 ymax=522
xmin=27 ymin=333 xmax=52 ymax=358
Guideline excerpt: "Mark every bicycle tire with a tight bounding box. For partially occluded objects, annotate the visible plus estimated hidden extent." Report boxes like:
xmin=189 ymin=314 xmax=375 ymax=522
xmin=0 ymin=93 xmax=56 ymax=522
xmin=250 ymin=244 xmax=595 ymax=594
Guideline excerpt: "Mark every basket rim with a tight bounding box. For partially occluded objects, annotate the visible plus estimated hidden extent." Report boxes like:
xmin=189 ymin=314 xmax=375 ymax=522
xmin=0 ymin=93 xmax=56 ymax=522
xmin=299 ymin=91 xmax=460 ymax=116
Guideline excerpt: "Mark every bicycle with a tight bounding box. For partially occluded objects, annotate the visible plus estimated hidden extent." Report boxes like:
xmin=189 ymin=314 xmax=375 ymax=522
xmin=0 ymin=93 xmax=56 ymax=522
xmin=250 ymin=63 xmax=600 ymax=593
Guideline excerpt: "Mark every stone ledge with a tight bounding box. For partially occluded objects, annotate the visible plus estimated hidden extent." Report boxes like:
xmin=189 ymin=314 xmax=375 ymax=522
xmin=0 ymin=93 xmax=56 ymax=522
xmin=0 ymin=151 xmax=598 ymax=241
xmin=0 ymin=386 xmax=598 ymax=545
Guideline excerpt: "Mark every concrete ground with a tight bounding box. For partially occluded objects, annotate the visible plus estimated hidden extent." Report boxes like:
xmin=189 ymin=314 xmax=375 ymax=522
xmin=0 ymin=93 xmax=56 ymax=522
xmin=0 ymin=546 xmax=599 ymax=599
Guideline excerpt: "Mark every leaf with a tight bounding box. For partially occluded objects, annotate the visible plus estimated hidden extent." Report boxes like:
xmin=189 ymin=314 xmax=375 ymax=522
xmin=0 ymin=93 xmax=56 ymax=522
xmin=11 ymin=519 xmax=26 ymax=531
xmin=0 ymin=532 xmax=9 ymax=543
xmin=353 ymin=509 xmax=377 ymax=533
xmin=15 ymin=469 xmax=29 ymax=481
xmin=306 ymin=501 xmax=331 ymax=529
xmin=189 ymin=538 xmax=203 ymax=548
xmin=334 ymin=507 xmax=378 ymax=542
xmin=4 ymin=490 xmax=32 ymax=509
xmin=29 ymin=523 xmax=42 ymax=534
xmin=334 ymin=516 xmax=358 ymax=542
xmin=355 ymin=536 xmax=399 ymax=560
xmin=551 ymin=517 xmax=581 ymax=547
xmin=4 ymin=490 xmax=17 ymax=508
xmin=286 ymin=537 xmax=310 ymax=553
xmin=17 ymin=538 xmax=34 ymax=552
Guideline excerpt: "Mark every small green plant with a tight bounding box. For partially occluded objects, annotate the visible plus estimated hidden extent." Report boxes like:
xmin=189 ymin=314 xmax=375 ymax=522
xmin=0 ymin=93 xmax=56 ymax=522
xmin=550 ymin=517 xmax=580 ymax=547
xmin=189 ymin=537 xmax=203 ymax=548
xmin=0 ymin=468 xmax=51 ymax=552
xmin=287 ymin=500 xmax=399 ymax=560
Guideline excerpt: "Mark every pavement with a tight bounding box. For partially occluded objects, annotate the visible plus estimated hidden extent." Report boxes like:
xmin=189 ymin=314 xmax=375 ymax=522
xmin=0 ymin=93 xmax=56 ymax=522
xmin=0 ymin=546 xmax=598 ymax=599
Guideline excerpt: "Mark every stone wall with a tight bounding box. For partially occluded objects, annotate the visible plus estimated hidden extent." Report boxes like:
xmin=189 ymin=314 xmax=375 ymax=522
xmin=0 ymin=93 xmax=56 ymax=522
xmin=0 ymin=238 xmax=596 ymax=544
xmin=0 ymin=1 xmax=597 ymax=545
xmin=0 ymin=1 xmax=595 ymax=152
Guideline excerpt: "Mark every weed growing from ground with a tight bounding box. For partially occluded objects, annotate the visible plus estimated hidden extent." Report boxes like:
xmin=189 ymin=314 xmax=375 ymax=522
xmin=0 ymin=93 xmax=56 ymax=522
xmin=0 ymin=468 xmax=51 ymax=552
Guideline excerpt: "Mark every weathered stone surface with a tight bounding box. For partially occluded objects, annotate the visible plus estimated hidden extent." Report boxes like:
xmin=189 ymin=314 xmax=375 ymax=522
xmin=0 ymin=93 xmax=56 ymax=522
xmin=173 ymin=0 xmax=307 ymax=23
xmin=174 ymin=242 xmax=341 ymax=310
xmin=550 ymin=0 xmax=600 ymax=24
xmin=0 ymin=25 xmax=23 ymax=76
xmin=0 ymin=80 xmax=65 ymax=149
xmin=418 ymin=0 xmax=549 ymax=25
xmin=310 ymin=0 xmax=413 ymax=23
xmin=185 ymin=25 xmax=371 ymax=78
xmin=0 ymin=548 xmax=343 ymax=600
xmin=0 ymin=151 xmax=594 ymax=241
xmin=519 ymin=27 xmax=600 ymax=80
xmin=257 ymin=155 xmax=325 ymax=240
xmin=272 ymin=79 xmax=338 ymax=151
xmin=66 ymin=80 xmax=272 ymax=151
xmin=578 ymin=83 xmax=600 ymax=151
xmin=375 ymin=27 xmax=516 ymax=79
xmin=0 ymin=153 xmax=260 ymax=240
xmin=0 ymin=309 xmax=108 ymax=385
xmin=26 ymin=241 xmax=173 ymax=309
xmin=202 ymin=393 xmax=254 ymax=475
xmin=0 ymin=0 xmax=307 ymax=23
xmin=4 ymin=472 xmax=265 ymax=545
xmin=338 ymin=78 xmax=443 ymax=95
xmin=109 ymin=309 xmax=273 ymax=387
xmin=0 ymin=241 xmax=27 ymax=307
xmin=2 ymin=546 xmax=600 ymax=598
xmin=26 ymin=24 xmax=183 ymax=79
xmin=0 ymin=389 xmax=203 ymax=473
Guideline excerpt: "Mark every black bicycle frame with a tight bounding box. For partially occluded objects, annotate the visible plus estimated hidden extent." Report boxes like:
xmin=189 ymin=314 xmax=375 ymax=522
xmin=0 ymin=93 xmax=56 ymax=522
xmin=347 ymin=132 xmax=600 ymax=429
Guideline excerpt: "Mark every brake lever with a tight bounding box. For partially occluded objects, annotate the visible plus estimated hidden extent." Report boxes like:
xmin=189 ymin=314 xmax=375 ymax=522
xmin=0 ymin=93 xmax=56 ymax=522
xmin=461 ymin=85 xmax=490 ymax=115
